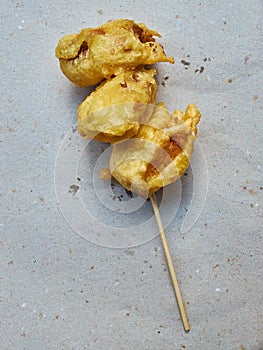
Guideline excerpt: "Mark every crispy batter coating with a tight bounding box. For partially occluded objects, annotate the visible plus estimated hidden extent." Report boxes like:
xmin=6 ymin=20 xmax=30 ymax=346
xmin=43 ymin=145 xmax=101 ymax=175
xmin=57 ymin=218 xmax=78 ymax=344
xmin=110 ymin=103 xmax=201 ymax=198
xmin=55 ymin=19 xmax=174 ymax=87
xmin=78 ymin=68 xmax=157 ymax=143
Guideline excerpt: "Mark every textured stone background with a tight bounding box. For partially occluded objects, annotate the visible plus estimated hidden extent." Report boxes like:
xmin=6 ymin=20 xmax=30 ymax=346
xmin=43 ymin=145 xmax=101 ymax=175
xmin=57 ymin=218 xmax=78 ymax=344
xmin=0 ymin=1 xmax=262 ymax=349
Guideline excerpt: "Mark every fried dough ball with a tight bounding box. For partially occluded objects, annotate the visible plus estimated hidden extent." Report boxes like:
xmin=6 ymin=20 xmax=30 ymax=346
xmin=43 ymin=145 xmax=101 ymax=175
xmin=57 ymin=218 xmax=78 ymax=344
xmin=78 ymin=68 xmax=157 ymax=143
xmin=55 ymin=19 xmax=174 ymax=87
xmin=110 ymin=103 xmax=201 ymax=198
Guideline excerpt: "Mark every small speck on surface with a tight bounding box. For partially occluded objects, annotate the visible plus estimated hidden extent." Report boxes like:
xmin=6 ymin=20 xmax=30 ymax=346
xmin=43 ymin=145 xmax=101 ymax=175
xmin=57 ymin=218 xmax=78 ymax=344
xmin=195 ymin=66 xmax=205 ymax=73
xmin=244 ymin=54 xmax=252 ymax=64
xmin=181 ymin=60 xmax=190 ymax=69
xmin=125 ymin=189 xmax=134 ymax=198
xmin=69 ymin=184 xmax=79 ymax=195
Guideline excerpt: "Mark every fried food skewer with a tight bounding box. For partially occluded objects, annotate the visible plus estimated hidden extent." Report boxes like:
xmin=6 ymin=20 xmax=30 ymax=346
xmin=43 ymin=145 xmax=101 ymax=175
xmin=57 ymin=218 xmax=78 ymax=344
xmin=56 ymin=19 xmax=197 ymax=331
xmin=150 ymin=193 xmax=190 ymax=332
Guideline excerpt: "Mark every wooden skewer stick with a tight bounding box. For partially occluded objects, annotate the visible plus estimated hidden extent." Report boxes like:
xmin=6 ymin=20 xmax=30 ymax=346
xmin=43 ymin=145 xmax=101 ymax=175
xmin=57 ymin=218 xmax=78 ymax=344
xmin=150 ymin=193 xmax=190 ymax=332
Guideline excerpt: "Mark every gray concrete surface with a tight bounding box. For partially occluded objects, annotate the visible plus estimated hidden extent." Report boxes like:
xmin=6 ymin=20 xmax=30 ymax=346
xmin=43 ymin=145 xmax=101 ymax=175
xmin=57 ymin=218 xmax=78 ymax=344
xmin=0 ymin=1 xmax=262 ymax=349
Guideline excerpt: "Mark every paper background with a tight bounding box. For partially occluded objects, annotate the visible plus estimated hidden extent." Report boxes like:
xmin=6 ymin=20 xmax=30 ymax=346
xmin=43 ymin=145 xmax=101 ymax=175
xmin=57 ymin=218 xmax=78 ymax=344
xmin=0 ymin=1 xmax=262 ymax=349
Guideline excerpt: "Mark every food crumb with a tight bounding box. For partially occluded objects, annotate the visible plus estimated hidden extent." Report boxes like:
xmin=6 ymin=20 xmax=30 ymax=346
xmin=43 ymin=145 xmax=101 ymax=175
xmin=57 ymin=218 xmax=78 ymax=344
xmin=99 ymin=168 xmax=111 ymax=180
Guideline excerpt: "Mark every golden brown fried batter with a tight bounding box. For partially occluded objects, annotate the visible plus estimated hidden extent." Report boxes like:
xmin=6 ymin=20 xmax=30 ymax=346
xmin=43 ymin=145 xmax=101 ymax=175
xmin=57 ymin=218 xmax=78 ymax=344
xmin=78 ymin=68 xmax=157 ymax=143
xmin=55 ymin=19 xmax=174 ymax=87
xmin=110 ymin=103 xmax=201 ymax=198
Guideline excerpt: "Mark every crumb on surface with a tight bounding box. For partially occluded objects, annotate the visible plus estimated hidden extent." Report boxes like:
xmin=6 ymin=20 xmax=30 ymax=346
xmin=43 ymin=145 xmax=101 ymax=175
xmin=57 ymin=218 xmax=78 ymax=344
xmin=99 ymin=168 xmax=111 ymax=180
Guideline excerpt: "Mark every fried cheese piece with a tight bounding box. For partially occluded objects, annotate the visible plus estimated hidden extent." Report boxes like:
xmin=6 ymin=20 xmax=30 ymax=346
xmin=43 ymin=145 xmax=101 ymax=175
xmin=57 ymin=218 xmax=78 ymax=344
xmin=55 ymin=19 xmax=174 ymax=87
xmin=110 ymin=103 xmax=201 ymax=198
xmin=78 ymin=68 xmax=157 ymax=143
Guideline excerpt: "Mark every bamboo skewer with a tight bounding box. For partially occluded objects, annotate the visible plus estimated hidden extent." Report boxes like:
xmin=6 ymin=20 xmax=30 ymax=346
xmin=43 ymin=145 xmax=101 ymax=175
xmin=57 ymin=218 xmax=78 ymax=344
xmin=150 ymin=193 xmax=190 ymax=332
